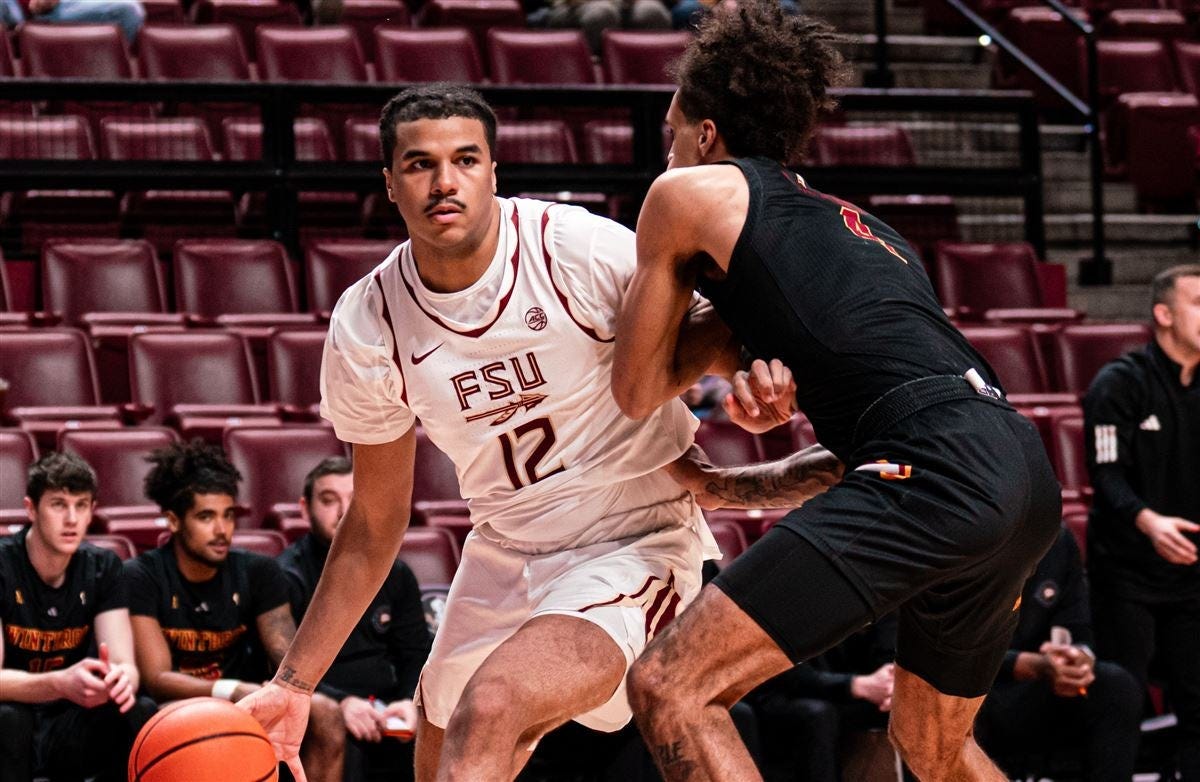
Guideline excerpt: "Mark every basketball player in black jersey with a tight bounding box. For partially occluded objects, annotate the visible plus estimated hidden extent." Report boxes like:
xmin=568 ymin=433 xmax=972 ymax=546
xmin=611 ymin=5 xmax=1063 ymax=780
xmin=0 ymin=452 xmax=155 ymax=782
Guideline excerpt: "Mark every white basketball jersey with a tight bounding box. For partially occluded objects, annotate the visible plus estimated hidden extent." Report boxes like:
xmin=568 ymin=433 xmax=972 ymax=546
xmin=321 ymin=197 xmax=703 ymax=548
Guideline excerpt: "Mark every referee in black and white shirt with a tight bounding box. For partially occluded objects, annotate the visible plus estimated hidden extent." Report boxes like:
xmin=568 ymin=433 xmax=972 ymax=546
xmin=1084 ymin=263 xmax=1200 ymax=781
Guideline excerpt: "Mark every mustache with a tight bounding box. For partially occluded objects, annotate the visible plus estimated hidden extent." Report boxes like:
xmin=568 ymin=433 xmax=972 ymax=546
xmin=209 ymin=538 xmax=230 ymax=546
xmin=425 ymin=198 xmax=467 ymax=214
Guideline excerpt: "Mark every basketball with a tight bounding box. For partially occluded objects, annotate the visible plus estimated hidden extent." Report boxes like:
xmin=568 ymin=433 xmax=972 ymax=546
xmin=127 ymin=697 xmax=278 ymax=782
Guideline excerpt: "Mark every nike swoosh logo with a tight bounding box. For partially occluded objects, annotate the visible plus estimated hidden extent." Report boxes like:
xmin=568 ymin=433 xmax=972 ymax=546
xmin=411 ymin=343 xmax=445 ymax=365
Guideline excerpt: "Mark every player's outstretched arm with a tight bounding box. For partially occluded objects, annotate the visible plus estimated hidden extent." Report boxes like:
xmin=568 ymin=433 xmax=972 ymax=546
xmin=240 ymin=430 xmax=417 ymax=777
xmin=666 ymin=443 xmax=843 ymax=510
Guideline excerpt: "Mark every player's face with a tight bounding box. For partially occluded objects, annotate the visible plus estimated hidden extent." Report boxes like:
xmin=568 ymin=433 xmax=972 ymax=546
xmin=381 ymin=116 xmax=498 ymax=250
xmin=303 ymin=472 xmax=353 ymax=543
xmin=25 ymin=489 xmax=94 ymax=557
xmin=1157 ymin=275 xmax=1200 ymax=359
xmin=172 ymin=493 xmax=237 ymax=567
xmin=665 ymin=91 xmax=702 ymax=170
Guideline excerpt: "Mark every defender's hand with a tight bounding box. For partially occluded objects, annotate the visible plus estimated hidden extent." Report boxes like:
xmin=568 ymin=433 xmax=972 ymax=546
xmin=238 ymin=682 xmax=311 ymax=782
xmin=724 ymin=359 xmax=797 ymax=434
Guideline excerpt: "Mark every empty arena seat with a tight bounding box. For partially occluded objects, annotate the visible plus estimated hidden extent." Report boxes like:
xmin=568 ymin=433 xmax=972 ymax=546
xmin=1050 ymin=323 xmax=1153 ymax=394
xmin=959 ymin=325 xmax=1074 ymax=405
xmin=19 ymin=23 xmax=131 ymax=79
xmin=601 ymin=30 xmax=689 ymax=84
xmin=85 ymin=534 xmax=138 ymax=561
xmin=0 ymin=28 xmax=14 ymax=77
xmin=999 ymin=7 xmax=1089 ymax=111
xmin=40 ymin=239 xmax=170 ymax=326
xmin=418 ymin=0 xmax=525 ymax=56
xmin=1051 ymin=414 xmax=1090 ymax=497
xmin=1119 ymin=92 xmax=1200 ymax=208
xmin=341 ymin=0 xmax=409 ymax=62
xmin=582 ymin=120 xmax=634 ymax=164
xmin=488 ymin=29 xmax=597 ymax=85
xmin=190 ymin=0 xmax=303 ymax=61
xmin=0 ymin=329 xmax=123 ymax=445
xmin=1103 ymin=9 xmax=1191 ymax=40
xmin=1176 ymin=41 xmax=1200 ymax=101
xmin=256 ymin=26 xmax=369 ymax=83
xmin=103 ymin=514 xmax=172 ymax=552
xmin=934 ymin=242 xmax=1079 ymax=322
xmin=128 ymin=331 xmax=276 ymax=427
xmin=694 ymin=419 xmax=764 ymax=466
xmin=707 ymin=519 xmax=748 ymax=568
xmin=812 ymin=126 xmax=916 ymax=167
xmin=412 ymin=428 xmax=467 ymax=517
xmin=866 ymin=195 xmax=960 ymax=265
xmin=1090 ymin=39 xmax=1178 ymax=107
xmin=100 ymin=117 xmax=216 ymax=162
xmin=139 ymin=24 xmax=251 ymax=81
xmin=423 ymin=514 xmax=473 ymax=547
xmin=495 ymin=121 xmax=579 ymax=163
xmin=59 ymin=428 xmax=179 ymax=520
xmin=398 ymin=527 xmax=461 ymax=588
xmin=173 ymin=239 xmax=300 ymax=319
xmin=305 ymin=239 xmax=396 ymax=315
xmin=374 ymin=27 xmax=484 ymax=83
xmin=224 ymin=426 xmax=347 ymax=526
xmin=0 ymin=429 xmax=37 ymax=517
xmin=223 ymin=117 xmax=338 ymax=162
xmin=266 ymin=329 xmax=327 ymax=414
xmin=789 ymin=413 xmax=818 ymax=451
xmin=141 ymin=0 xmax=185 ymax=23
xmin=1063 ymin=512 xmax=1088 ymax=561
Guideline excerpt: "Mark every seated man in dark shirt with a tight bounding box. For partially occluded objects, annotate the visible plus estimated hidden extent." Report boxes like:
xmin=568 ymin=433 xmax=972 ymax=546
xmin=279 ymin=456 xmax=432 ymax=782
xmin=124 ymin=440 xmax=345 ymax=782
xmin=0 ymin=452 xmax=155 ymax=782
xmin=974 ymin=527 xmax=1142 ymax=781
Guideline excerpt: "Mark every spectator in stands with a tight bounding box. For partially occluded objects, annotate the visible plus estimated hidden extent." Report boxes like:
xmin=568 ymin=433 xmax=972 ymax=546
xmin=124 ymin=440 xmax=346 ymax=782
xmin=0 ymin=452 xmax=155 ymax=782
xmin=670 ymin=0 xmax=798 ymax=31
xmin=278 ymin=456 xmax=432 ymax=782
xmin=748 ymin=614 xmax=896 ymax=782
xmin=974 ymin=527 xmax=1142 ymax=782
xmin=1085 ymin=263 xmax=1200 ymax=781
xmin=545 ymin=0 xmax=670 ymax=54
xmin=0 ymin=0 xmax=145 ymax=43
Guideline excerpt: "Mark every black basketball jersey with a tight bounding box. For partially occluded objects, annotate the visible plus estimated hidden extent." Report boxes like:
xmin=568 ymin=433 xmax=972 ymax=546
xmin=697 ymin=157 xmax=996 ymax=460
xmin=124 ymin=545 xmax=291 ymax=681
xmin=0 ymin=528 xmax=128 ymax=674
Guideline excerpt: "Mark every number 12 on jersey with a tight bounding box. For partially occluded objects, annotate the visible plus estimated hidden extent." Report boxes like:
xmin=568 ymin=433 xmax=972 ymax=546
xmin=499 ymin=417 xmax=565 ymax=490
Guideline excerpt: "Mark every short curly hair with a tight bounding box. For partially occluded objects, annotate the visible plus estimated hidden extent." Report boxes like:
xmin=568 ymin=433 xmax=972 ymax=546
xmin=672 ymin=2 xmax=847 ymax=163
xmin=144 ymin=439 xmax=241 ymax=519
xmin=379 ymin=83 xmax=497 ymax=166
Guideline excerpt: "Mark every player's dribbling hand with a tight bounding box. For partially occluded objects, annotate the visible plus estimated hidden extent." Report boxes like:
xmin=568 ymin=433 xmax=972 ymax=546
xmin=724 ymin=359 xmax=797 ymax=434
xmin=238 ymin=681 xmax=311 ymax=782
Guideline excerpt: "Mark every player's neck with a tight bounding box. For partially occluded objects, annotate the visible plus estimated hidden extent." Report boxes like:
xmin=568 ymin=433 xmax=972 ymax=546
xmin=172 ymin=544 xmax=220 ymax=583
xmin=24 ymin=529 xmax=71 ymax=589
xmin=409 ymin=199 xmax=502 ymax=293
xmin=1156 ymin=330 xmax=1199 ymax=386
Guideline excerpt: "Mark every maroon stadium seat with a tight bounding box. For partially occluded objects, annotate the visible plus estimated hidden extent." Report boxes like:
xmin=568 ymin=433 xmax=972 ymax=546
xmin=19 ymin=24 xmax=131 ymax=79
xmin=305 ymin=239 xmax=396 ymax=316
xmin=0 ymin=329 xmax=123 ymax=446
xmin=1051 ymin=415 xmax=1090 ymax=498
xmin=1119 ymin=92 xmax=1200 ymax=209
xmin=1063 ymin=513 xmax=1088 ymax=561
xmin=190 ymin=0 xmax=303 ymax=61
xmin=139 ymin=24 xmax=251 ymax=80
xmin=1090 ymin=39 xmax=1178 ymax=107
xmin=266 ymin=329 xmax=327 ymax=414
xmin=412 ymin=427 xmax=467 ymax=518
xmin=812 ymin=126 xmax=916 ymax=167
xmin=0 ymin=28 xmax=14 ymax=77
xmin=418 ymin=0 xmax=525 ymax=57
xmin=140 ymin=0 xmax=186 ymax=23
xmin=341 ymin=0 xmax=409 ymax=62
xmin=374 ymin=27 xmax=484 ymax=83
xmin=789 ymin=413 xmax=818 ymax=451
xmin=601 ymin=30 xmax=689 ymax=85
xmin=173 ymin=239 xmax=300 ymax=319
xmin=223 ymin=117 xmax=338 ymax=162
xmin=694 ymin=419 xmax=764 ymax=466
xmin=866 ymin=195 xmax=960 ymax=266
xmin=1176 ymin=41 xmax=1200 ymax=101
xmin=1103 ymin=9 xmax=1191 ymax=40
xmin=256 ymin=26 xmax=369 ymax=83
xmin=495 ymin=121 xmax=579 ymax=163
xmin=707 ymin=519 xmax=748 ymax=568
xmin=424 ymin=514 xmax=472 ymax=548
xmin=40 ymin=239 xmax=170 ymax=326
xmin=152 ymin=528 xmax=291 ymax=556
xmin=487 ymin=29 xmax=597 ymax=85
xmin=398 ymin=527 xmax=461 ymax=588
xmin=103 ymin=514 xmax=172 ymax=552
xmin=999 ymin=7 xmax=1089 ymax=111
xmin=959 ymin=325 xmax=1075 ymax=405
xmin=128 ymin=331 xmax=277 ymax=427
xmin=224 ymin=426 xmax=347 ymax=526
xmin=0 ymin=429 xmax=37 ymax=517
xmin=344 ymin=118 xmax=383 ymax=162
xmin=934 ymin=242 xmax=1080 ymax=322
xmin=582 ymin=120 xmax=633 ymax=164
xmin=85 ymin=534 xmax=138 ymax=561
xmin=100 ymin=117 xmax=216 ymax=162
xmin=1050 ymin=323 xmax=1153 ymax=394
xmin=59 ymin=427 xmax=180 ymax=520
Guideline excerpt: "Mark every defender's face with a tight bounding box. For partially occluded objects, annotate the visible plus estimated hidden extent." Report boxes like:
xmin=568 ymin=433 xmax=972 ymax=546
xmin=303 ymin=472 xmax=353 ymax=543
xmin=26 ymin=490 xmax=94 ymax=557
xmin=171 ymin=493 xmax=237 ymax=567
xmin=665 ymin=92 xmax=703 ymax=170
xmin=382 ymin=116 xmax=498 ymax=250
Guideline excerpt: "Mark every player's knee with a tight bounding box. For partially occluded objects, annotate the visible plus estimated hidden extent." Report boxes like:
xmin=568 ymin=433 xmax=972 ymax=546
xmin=455 ymin=676 xmax=523 ymax=732
xmin=0 ymin=702 xmax=34 ymax=749
xmin=626 ymin=649 xmax=675 ymax=715
xmin=307 ymin=693 xmax=347 ymax=749
xmin=888 ymin=716 xmax=957 ymax=782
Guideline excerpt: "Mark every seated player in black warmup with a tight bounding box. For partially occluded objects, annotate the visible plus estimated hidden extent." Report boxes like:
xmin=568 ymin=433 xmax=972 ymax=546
xmin=974 ymin=527 xmax=1141 ymax=782
xmin=610 ymin=4 xmax=1063 ymax=779
xmin=278 ymin=456 xmax=432 ymax=782
xmin=124 ymin=440 xmax=346 ymax=782
xmin=0 ymin=452 xmax=155 ymax=782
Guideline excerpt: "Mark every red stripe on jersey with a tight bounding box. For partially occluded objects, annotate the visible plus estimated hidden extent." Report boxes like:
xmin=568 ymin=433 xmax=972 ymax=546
xmin=373 ymin=270 xmax=408 ymax=406
xmin=650 ymin=591 xmax=682 ymax=640
xmin=642 ymin=582 xmax=672 ymax=636
xmin=398 ymin=207 xmax=521 ymax=338
xmin=577 ymin=574 xmax=657 ymax=613
xmin=540 ymin=207 xmax=615 ymax=344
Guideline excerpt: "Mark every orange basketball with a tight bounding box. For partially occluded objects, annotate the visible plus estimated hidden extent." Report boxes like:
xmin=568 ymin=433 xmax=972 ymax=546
xmin=128 ymin=697 xmax=278 ymax=782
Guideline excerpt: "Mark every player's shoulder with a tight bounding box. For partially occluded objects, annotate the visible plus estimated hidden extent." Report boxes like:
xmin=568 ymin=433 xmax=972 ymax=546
xmin=646 ymin=164 xmax=745 ymax=219
xmin=232 ymin=549 xmax=286 ymax=579
xmin=124 ymin=545 xmax=165 ymax=580
xmin=1092 ymin=344 xmax=1153 ymax=390
xmin=328 ymin=244 xmax=404 ymax=320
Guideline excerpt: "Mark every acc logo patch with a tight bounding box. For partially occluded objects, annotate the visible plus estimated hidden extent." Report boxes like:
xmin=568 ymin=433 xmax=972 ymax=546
xmin=525 ymin=307 xmax=548 ymax=331
xmin=371 ymin=604 xmax=393 ymax=634
xmin=1035 ymin=580 xmax=1059 ymax=607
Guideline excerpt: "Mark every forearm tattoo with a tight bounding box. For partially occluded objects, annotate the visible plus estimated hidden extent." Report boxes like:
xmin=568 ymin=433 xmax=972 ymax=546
xmin=654 ymin=740 xmax=699 ymax=780
xmin=703 ymin=454 xmax=841 ymax=509
xmin=277 ymin=665 xmax=315 ymax=694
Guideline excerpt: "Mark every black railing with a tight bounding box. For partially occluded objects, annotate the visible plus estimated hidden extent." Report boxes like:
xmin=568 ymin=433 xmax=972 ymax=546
xmin=0 ymin=80 xmax=1045 ymax=257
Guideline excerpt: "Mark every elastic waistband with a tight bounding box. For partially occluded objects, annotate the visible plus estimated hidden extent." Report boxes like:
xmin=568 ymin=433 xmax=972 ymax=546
xmin=851 ymin=371 xmax=1010 ymax=450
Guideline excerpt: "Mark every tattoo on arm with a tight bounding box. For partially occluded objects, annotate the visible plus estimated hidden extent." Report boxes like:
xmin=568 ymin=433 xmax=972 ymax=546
xmin=257 ymin=606 xmax=297 ymax=671
xmin=702 ymin=448 xmax=842 ymax=509
xmin=654 ymin=740 xmax=698 ymax=780
xmin=277 ymin=665 xmax=315 ymax=694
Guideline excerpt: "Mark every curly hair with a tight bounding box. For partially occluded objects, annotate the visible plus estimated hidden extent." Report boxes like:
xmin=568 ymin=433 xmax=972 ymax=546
xmin=379 ymin=83 xmax=497 ymax=166
xmin=672 ymin=2 xmax=848 ymax=162
xmin=144 ymin=439 xmax=241 ymax=519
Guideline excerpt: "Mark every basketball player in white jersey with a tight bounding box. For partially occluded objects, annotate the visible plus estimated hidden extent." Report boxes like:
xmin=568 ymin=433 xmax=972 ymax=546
xmin=239 ymin=84 xmax=839 ymax=782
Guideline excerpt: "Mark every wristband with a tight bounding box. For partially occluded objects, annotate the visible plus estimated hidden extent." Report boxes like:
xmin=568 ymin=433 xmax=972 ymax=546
xmin=211 ymin=678 xmax=240 ymax=701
